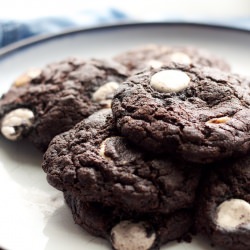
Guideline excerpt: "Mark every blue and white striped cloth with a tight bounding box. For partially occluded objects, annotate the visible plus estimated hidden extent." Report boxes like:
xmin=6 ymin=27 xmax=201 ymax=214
xmin=0 ymin=0 xmax=249 ymax=48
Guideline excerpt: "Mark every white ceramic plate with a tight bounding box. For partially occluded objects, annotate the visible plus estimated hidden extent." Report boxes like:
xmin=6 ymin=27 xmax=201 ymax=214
xmin=0 ymin=23 xmax=249 ymax=250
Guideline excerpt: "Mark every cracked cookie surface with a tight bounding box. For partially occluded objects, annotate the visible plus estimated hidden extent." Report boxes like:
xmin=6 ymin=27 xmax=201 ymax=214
xmin=112 ymin=64 xmax=250 ymax=163
xmin=42 ymin=109 xmax=201 ymax=214
xmin=0 ymin=57 xmax=127 ymax=151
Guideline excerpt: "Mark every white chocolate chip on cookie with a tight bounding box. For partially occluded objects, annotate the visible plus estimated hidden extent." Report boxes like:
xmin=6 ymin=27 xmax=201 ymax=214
xmin=170 ymin=52 xmax=192 ymax=64
xmin=147 ymin=60 xmax=163 ymax=69
xmin=14 ymin=69 xmax=41 ymax=87
xmin=207 ymin=116 xmax=230 ymax=124
xmin=1 ymin=108 xmax=34 ymax=140
xmin=99 ymin=136 xmax=123 ymax=160
xmin=216 ymin=199 xmax=250 ymax=231
xmin=110 ymin=220 xmax=156 ymax=250
xmin=99 ymin=139 xmax=110 ymax=160
xmin=150 ymin=70 xmax=190 ymax=93
xmin=92 ymin=81 xmax=119 ymax=102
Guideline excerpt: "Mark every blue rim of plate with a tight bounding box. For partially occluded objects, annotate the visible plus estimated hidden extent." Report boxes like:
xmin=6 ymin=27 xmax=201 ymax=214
xmin=0 ymin=21 xmax=249 ymax=61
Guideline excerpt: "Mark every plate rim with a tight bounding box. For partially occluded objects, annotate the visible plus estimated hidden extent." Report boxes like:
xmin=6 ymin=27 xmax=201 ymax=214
xmin=0 ymin=21 xmax=249 ymax=60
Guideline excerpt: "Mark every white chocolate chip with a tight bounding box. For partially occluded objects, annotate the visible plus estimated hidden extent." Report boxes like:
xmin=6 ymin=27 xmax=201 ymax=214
xmin=111 ymin=220 xmax=156 ymax=250
xmin=216 ymin=199 xmax=250 ymax=231
xmin=150 ymin=70 xmax=190 ymax=93
xmin=92 ymin=81 xmax=119 ymax=102
xmin=14 ymin=69 xmax=41 ymax=87
xmin=27 ymin=69 xmax=41 ymax=79
xmin=170 ymin=52 xmax=192 ymax=64
xmin=99 ymin=139 xmax=109 ymax=159
xmin=146 ymin=60 xmax=163 ymax=69
xmin=1 ymin=108 xmax=34 ymax=140
xmin=207 ymin=116 xmax=230 ymax=124
xmin=99 ymin=136 xmax=123 ymax=160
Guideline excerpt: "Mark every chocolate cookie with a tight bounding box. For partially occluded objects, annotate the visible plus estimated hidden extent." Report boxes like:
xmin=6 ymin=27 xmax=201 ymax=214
xmin=64 ymin=191 xmax=194 ymax=250
xmin=42 ymin=109 xmax=201 ymax=214
xmin=114 ymin=44 xmax=231 ymax=73
xmin=195 ymin=156 xmax=250 ymax=250
xmin=0 ymin=57 xmax=128 ymax=151
xmin=112 ymin=64 xmax=250 ymax=163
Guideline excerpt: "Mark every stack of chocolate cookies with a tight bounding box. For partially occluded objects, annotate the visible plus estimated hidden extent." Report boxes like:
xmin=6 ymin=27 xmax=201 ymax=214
xmin=0 ymin=45 xmax=250 ymax=250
